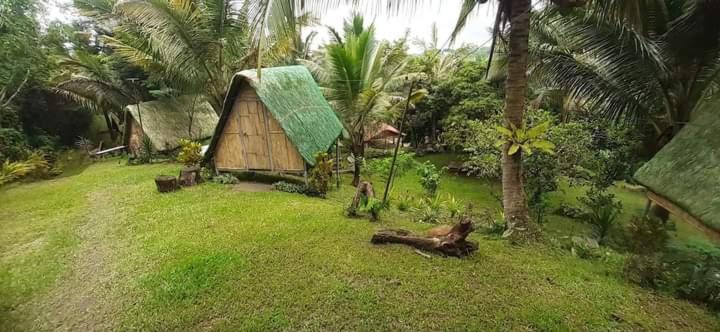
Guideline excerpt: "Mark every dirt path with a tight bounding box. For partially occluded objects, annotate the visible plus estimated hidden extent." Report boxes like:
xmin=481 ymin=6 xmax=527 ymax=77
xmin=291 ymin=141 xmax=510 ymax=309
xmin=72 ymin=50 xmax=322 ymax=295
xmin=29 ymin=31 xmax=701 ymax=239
xmin=27 ymin=190 xmax=123 ymax=331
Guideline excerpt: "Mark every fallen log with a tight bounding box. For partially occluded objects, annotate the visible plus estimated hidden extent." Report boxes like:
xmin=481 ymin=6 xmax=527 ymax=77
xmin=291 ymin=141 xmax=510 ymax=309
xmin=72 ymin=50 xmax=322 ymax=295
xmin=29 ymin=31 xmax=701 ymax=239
xmin=371 ymin=216 xmax=478 ymax=257
xmin=155 ymin=175 xmax=179 ymax=193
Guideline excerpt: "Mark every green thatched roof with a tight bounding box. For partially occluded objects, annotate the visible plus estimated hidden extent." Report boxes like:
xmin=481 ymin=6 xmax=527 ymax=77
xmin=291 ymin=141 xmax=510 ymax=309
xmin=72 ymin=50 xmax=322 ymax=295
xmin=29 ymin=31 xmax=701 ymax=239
xmin=124 ymin=95 xmax=218 ymax=151
xmin=206 ymin=65 xmax=343 ymax=166
xmin=634 ymin=101 xmax=720 ymax=231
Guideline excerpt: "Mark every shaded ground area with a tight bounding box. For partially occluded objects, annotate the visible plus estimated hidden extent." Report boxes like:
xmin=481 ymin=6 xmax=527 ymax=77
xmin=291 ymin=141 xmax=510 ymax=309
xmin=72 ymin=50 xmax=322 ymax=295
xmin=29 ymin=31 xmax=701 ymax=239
xmin=0 ymin=159 xmax=718 ymax=331
xmin=232 ymin=182 xmax=273 ymax=192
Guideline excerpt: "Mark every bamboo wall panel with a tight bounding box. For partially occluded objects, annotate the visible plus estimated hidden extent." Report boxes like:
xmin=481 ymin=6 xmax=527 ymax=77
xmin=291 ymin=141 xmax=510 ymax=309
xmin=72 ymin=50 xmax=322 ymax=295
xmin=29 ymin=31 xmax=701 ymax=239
xmin=215 ymin=97 xmax=247 ymax=170
xmin=239 ymin=99 xmax=271 ymax=169
xmin=216 ymin=85 xmax=305 ymax=172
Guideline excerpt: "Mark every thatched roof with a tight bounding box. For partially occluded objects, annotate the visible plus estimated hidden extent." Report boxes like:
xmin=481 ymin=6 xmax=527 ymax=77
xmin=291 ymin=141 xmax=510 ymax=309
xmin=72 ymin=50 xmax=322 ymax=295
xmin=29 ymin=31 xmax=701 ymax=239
xmin=124 ymin=95 xmax=218 ymax=151
xmin=206 ymin=65 xmax=343 ymax=166
xmin=634 ymin=100 xmax=720 ymax=231
xmin=365 ymin=123 xmax=401 ymax=142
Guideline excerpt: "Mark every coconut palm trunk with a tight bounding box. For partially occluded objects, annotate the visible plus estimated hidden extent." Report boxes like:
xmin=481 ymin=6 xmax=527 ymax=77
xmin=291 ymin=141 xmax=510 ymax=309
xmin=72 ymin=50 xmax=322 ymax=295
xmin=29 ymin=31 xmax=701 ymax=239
xmin=351 ymin=135 xmax=365 ymax=187
xmin=501 ymin=0 xmax=538 ymax=242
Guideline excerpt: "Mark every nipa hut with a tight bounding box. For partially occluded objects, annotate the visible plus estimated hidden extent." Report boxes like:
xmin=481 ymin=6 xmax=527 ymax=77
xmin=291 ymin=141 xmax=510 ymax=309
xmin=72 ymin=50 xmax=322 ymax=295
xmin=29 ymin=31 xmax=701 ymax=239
xmin=204 ymin=66 xmax=343 ymax=173
xmin=124 ymin=95 xmax=218 ymax=154
xmin=634 ymin=100 xmax=720 ymax=237
xmin=364 ymin=123 xmax=401 ymax=148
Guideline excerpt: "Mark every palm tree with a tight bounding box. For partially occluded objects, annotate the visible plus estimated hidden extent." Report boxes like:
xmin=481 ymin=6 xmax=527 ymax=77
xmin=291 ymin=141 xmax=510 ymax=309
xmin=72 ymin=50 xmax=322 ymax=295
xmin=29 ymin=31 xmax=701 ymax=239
xmin=525 ymin=0 xmax=720 ymax=141
xmin=302 ymin=14 xmax=422 ymax=186
xmin=54 ymin=51 xmax=134 ymax=140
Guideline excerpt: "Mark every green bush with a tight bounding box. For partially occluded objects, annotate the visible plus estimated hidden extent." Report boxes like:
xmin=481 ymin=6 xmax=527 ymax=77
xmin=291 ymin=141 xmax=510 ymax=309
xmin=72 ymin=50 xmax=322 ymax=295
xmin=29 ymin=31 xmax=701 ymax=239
xmin=395 ymin=192 xmax=413 ymax=212
xmin=623 ymin=215 xmax=670 ymax=255
xmin=177 ymin=139 xmax=202 ymax=166
xmin=361 ymin=197 xmax=383 ymax=221
xmin=137 ymin=135 xmax=154 ymax=164
xmin=579 ymin=189 xmax=622 ymax=245
xmin=364 ymin=151 xmax=416 ymax=180
xmin=623 ymin=254 xmax=668 ymax=288
xmin=0 ymin=128 xmax=29 ymax=162
xmin=272 ymin=181 xmax=306 ymax=194
xmin=417 ymin=161 xmax=441 ymax=197
xmin=213 ymin=174 xmax=239 ymax=185
xmin=412 ymin=195 xmax=443 ymax=223
xmin=307 ymin=153 xmax=333 ymax=198
xmin=444 ymin=194 xmax=462 ymax=218
xmin=675 ymin=247 xmax=720 ymax=311
xmin=553 ymin=203 xmax=585 ymax=219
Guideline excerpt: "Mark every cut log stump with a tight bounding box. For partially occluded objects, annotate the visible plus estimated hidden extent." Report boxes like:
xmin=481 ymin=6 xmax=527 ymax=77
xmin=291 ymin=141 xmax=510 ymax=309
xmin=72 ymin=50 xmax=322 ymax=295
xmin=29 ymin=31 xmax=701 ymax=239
xmin=179 ymin=166 xmax=202 ymax=187
xmin=371 ymin=216 xmax=478 ymax=257
xmin=348 ymin=181 xmax=375 ymax=217
xmin=155 ymin=175 xmax=179 ymax=193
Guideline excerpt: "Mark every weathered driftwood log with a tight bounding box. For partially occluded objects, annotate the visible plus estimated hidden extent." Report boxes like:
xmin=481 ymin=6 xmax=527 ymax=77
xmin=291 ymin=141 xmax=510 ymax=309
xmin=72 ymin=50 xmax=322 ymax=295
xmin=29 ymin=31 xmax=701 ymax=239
xmin=178 ymin=166 xmax=202 ymax=187
xmin=349 ymin=181 xmax=375 ymax=214
xmin=155 ymin=175 xmax=179 ymax=193
xmin=371 ymin=216 xmax=478 ymax=257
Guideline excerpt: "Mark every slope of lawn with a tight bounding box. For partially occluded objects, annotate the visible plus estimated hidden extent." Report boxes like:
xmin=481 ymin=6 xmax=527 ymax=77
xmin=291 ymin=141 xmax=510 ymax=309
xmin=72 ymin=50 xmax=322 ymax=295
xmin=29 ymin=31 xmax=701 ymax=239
xmin=1 ymin=157 xmax=719 ymax=331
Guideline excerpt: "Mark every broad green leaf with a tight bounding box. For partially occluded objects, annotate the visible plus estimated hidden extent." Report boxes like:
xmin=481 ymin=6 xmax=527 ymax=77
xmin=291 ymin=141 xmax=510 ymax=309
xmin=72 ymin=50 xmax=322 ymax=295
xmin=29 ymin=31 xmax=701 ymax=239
xmin=527 ymin=121 xmax=551 ymax=139
xmin=508 ymin=144 xmax=520 ymax=155
xmin=495 ymin=125 xmax=513 ymax=137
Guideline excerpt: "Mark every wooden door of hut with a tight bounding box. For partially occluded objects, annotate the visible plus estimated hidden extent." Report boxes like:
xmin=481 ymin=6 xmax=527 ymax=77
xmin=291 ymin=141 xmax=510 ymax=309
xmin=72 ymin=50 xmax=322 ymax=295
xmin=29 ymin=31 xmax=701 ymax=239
xmin=214 ymin=86 xmax=305 ymax=172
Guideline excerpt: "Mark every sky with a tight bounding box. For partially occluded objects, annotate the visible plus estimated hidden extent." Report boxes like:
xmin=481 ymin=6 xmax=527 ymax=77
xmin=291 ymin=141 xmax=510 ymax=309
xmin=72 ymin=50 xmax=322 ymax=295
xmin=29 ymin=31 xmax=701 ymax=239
xmin=43 ymin=0 xmax=497 ymax=53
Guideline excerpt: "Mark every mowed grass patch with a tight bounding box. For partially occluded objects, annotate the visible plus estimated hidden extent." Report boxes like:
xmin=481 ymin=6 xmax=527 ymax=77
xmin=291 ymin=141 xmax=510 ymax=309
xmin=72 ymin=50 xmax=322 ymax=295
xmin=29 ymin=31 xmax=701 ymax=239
xmin=0 ymin=159 xmax=718 ymax=330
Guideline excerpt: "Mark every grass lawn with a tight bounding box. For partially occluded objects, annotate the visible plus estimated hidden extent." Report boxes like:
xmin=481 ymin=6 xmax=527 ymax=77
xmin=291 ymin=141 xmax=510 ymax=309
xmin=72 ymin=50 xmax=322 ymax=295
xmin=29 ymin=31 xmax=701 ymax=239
xmin=1 ymin=156 xmax=719 ymax=331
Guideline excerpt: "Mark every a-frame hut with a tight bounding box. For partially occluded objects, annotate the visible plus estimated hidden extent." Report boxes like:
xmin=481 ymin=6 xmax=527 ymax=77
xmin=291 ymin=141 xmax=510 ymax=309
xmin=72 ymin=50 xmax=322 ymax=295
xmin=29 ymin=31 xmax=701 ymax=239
xmin=124 ymin=96 xmax=218 ymax=154
xmin=634 ymin=100 xmax=720 ymax=238
xmin=204 ymin=66 xmax=343 ymax=173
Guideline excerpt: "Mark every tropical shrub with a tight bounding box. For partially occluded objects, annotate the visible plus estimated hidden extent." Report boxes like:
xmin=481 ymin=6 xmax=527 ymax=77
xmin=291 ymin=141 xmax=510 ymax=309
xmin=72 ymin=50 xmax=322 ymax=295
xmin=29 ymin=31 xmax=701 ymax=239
xmin=623 ymin=215 xmax=671 ymax=255
xmin=138 ymin=136 xmax=154 ymax=164
xmin=0 ymin=128 xmax=29 ymax=162
xmin=177 ymin=139 xmax=202 ymax=166
xmin=364 ymin=151 xmax=416 ymax=180
xmin=623 ymin=254 xmax=668 ymax=288
xmin=26 ymin=151 xmax=50 ymax=179
xmin=477 ymin=208 xmax=505 ymax=236
xmin=272 ymin=181 xmax=307 ymax=194
xmin=306 ymin=153 xmax=333 ymax=198
xmin=676 ymin=248 xmax=720 ymax=310
xmin=554 ymin=203 xmax=585 ymax=219
xmin=0 ymin=160 xmax=32 ymax=185
xmin=579 ymin=189 xmax=622 ymax=245
xmin=444 ymin=194 xmax=462 ymax=218
xmin=395 ymin=192 xmax=413 ymax=212
xmin=412 ymin=195 xmax=443 ymax=223
xmin=362 ymin=197 xmax=384 ymax=221
xmin=417 ymin=161 xmax=441 ymax=197
xmin=213 ymin=174 xmax=239 ymax=185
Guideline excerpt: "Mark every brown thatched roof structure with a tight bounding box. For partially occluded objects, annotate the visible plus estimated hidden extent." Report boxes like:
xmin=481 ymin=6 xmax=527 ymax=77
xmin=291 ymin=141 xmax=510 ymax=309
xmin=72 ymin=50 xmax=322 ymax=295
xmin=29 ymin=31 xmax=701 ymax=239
xmin=123 ymin=95 xmax=218 ymax=152
xmin=634 ymin=100 xmax=720 ymax=232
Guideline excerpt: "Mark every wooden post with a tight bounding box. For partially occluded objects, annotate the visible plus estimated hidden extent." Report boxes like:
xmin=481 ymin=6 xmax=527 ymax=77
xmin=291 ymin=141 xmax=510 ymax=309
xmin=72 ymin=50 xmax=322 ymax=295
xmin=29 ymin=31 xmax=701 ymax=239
xmin=382 ymin=80 xmax=416 ymax=204
xmin=335 ymin=138 xmax=340 ymax=189
xmin=303 ymin=161 xmax=308 ymax=186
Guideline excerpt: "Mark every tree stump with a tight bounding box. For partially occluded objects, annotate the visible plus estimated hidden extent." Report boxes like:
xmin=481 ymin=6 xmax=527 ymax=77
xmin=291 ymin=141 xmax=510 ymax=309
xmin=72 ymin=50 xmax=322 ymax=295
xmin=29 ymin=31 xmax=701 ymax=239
xmin=350 ymin=181 xmax=375 ymax=211
xmin=371 ymin=215 xmax=478 ymax=257
xmin=178 ymin=166 xmax=202 ymax=187
xmin=155 ymin=175 xmax=179 ymax=193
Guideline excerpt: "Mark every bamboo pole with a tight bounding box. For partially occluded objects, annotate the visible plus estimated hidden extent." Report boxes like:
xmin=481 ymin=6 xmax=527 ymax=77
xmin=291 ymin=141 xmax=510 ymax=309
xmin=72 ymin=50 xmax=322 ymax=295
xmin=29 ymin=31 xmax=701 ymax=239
xmin=382 ymin=80 xmax=416 ymax=204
